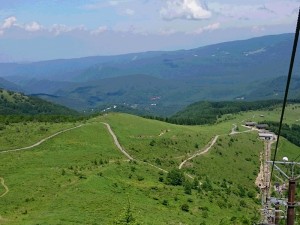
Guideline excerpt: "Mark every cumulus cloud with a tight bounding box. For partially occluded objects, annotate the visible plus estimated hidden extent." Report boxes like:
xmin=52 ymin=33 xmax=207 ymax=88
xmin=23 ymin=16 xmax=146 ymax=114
xmin=91 ymin=26 xmax=108 ymax=35
xmin=160 ymin=28 xmax=177 ymax=35
xmin=24 ymin=21 xmax=43 ymax=32
xmin=1 ymin=17 xmax=43 ymax=33
xmin=109 ymin=0 xmax=119 ymax=6
xmin=160 ymin=0 xmax=211 ymax=20
xmin=83 ymin=0 xmax=132 ymax=10
xmin=252 ymin=26 xmax=265 ymax=33
xmin=49 ymin=24 xmax=87 ymax=35
xmin=50 ymin=24 xmax=72 ymax=35
xmin=190 ymin=22 xmax=220 ymax=34
xmin=2 ymin=16 xmax=17 ymax=29
xmin=83 ymin=3 xmax=104 ymax=10
xmin=209 ymin=2 xmax=298 ymax=21
xmin=125 ymin=8 xmax=135 ymax=16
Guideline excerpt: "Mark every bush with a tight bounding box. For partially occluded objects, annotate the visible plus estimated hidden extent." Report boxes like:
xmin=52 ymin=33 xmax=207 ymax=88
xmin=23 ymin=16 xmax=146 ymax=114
xmin=184 ymin=180 xmax=192 ymax=195
xmin=149 ymin=140 xmax=156 ymax=146
xmin=155 ymin=158 xmax=161 ymax=165
xmin=166 ymin=169 xmax=185 ymax=186
xmin=137 ymin=176 xmax=144 ymax=181
xmin=0 ymin=123 xmax=5 ymax=130
xmin=202 ymin=177 xmax=213 ymax=191
xmin=181 ymin=204 xmax=189 ymax=212
xmin=247 ymin=190 xmax=255 ymax=198
xmin=162 ymin=200 xmax=168 ymax=206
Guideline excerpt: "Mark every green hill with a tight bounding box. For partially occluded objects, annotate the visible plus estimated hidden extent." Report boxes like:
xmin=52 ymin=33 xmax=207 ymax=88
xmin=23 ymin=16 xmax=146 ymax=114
xmin=2 ymin=100 xmax=300 ymax=224
xmin=0 ymin=89 xmax=78 ymax=116
xmin=0 ymin=112 xmax=267 ymax=224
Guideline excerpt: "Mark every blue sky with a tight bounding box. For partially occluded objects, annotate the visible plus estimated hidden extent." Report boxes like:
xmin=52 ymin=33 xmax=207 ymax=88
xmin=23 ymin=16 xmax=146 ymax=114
xmin=0 ymin=0 xmax=299 ymax=61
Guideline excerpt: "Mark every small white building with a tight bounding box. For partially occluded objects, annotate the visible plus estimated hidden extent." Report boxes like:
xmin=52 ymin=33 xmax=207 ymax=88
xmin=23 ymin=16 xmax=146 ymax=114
xmin=245 ymin=121 xmax=257 ymax=127
xmin=259 ymin=132 xmax=275 ymax=140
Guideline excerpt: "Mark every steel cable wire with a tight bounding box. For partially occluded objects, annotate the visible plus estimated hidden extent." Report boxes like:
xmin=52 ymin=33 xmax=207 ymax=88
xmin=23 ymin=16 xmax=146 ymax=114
xmin=266 ymin=8 xmax=300 ymax=202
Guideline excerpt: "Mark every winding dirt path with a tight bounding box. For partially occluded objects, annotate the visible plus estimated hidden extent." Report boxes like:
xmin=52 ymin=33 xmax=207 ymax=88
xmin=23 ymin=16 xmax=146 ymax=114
xmin=179 ymin=124 xmax=255 ymax=170
xmin=230 ymin=124 xmax=254 ymax=135
xmin=0 ymin=124 xmax=84 ymax=154
xmin=0 ymin=124 xmax=84 ymax=222
xmin=101 ymin=123 xmax=133 ymax=160
xmin=0 ymin=177 xmax=9 ymax=223
xmin=179 ymin=135 xmax=219 ymax=169
xmin=102 ymin=122 xmax=168 ymax=173
xmin=0 ymin=177 xmax=9 ymax=198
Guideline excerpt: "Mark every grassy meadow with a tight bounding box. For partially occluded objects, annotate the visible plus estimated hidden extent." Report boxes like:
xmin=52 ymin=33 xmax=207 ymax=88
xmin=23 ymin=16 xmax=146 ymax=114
xmin=2 ymin=106 xmax=300 ymax=224
xmin=0 ymin=122 xmax=80 ymax=151
xmin=217 ymin=103 xmax=300 ymax=126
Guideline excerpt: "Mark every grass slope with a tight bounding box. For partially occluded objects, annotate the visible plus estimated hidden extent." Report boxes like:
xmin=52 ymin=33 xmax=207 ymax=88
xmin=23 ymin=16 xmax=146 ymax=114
xmin=0 ymin=121 xmax=80 ymax=151
xmin=0 ymin=112 xmax=274 ymax=224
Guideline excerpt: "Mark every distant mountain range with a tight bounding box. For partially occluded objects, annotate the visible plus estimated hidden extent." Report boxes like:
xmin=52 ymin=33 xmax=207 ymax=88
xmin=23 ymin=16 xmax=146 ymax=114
xmin=0 ymin=33 xmax=298 ymax=116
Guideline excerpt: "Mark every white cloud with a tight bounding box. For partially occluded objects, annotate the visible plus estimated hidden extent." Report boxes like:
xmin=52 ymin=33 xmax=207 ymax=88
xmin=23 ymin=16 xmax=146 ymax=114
xmin=160 ymin=28 xmax=177 ymax=35
xmin=50 ymin=24 xmax=72 ymax=35
xmin=125 ymin=8 xmax=135 ymax=16
xmin=190 ymin=22 xmax=220 ymax=34
xmin=83 ymin=0 xmax=132 ymax=10
xmin=252 ymin=26 xmax=265 ymax=33
xmin=49 ymin=24 xmax=86 ymax=35
xmin=82 ymin=2 xmax=104 ymax=10
xmin=109 ymin=1 xmax=119 ymax=6
xmin=160 ymin=0 xmax=211 ymax=20
xmin=1 ymin=17 xmax=43 ymax=33
xmin=210 ymin=2 xmax=299 ymax=22
xmin=24 ymin=21 xmax=43 ymax=32
xmin=91 ymin=26 xmax=108 ymax=35
xmin=2 ymin=16 xmax=17 ymax=29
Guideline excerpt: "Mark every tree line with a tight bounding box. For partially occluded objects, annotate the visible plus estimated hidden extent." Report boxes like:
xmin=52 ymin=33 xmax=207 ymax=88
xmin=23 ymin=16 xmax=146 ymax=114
xmin=266 ymin=121 xmax=300 ymax=147
xmin=144 ymin=100 xmax=300 ymax=126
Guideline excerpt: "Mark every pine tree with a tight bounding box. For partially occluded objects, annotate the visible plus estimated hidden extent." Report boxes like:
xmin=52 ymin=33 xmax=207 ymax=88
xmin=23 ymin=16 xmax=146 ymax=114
xmin=114 ymin=198 xmax=142 ymax=225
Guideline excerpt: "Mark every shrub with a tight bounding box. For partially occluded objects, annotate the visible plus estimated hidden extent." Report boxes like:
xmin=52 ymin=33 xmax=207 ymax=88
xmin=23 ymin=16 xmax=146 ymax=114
xmin=155 ymin=158 xmax=161 ymax=165
xmin=181 ymin=204 xmax=189 ymax=212
xmin=162 ymin=200 xmax=168 ymax=206
xmin=184 ymin=180 xmax=192 ymax=195
xmin=166 ymin=169 xmax=185 ymax=186
xmin=137 ymin=176 xmax=144 ymax=181
xmin=149 ymin=140 xmax=156 ymax=146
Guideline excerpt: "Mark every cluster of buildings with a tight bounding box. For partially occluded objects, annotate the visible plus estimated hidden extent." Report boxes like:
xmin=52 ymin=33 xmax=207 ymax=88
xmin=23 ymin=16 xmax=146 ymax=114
xmin=245 ymin=121 xmax=276 ymax=141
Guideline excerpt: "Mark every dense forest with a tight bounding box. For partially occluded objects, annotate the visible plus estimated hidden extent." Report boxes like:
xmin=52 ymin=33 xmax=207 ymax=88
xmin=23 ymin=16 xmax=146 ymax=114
xmin=167 ymin=100 xmax=300 ymax=125
xmin=0 ymin=89 xmax=90 ymax=123
xmin=266 ymin=121 xmax=300 ymax=147
xmin=0 ymin=89 xmax=77 ymax=115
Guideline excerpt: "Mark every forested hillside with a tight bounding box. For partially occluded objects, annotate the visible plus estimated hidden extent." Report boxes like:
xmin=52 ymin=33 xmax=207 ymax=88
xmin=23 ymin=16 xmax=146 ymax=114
xmin=169 ymin=100 xmax=297 ymax=125
xmin=0 ymin=89 xmax=78 ymax=116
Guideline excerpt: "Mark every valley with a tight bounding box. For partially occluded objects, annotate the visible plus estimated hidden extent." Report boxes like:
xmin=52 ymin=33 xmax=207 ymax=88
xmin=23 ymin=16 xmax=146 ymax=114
xmin=1 ymin=33 xmax=300 ymax=116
